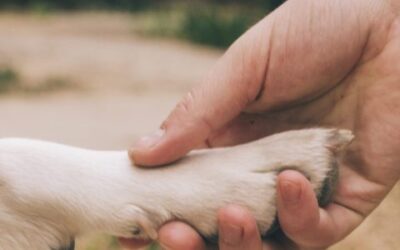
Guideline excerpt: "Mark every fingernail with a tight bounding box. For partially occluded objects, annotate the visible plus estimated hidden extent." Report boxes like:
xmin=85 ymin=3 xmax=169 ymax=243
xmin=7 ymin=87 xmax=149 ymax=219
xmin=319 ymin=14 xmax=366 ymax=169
xmin=279 ymin=180 xmax=302 ymax=206
xmin=134 ymin=129 xmax=165 ymax=149
xmin=220 ymin=223 xmax=243 ymax=246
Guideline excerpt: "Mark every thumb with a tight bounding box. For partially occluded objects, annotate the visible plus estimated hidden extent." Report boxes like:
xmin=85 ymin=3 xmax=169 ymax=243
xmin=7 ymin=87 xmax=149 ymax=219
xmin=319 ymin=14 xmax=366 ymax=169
xmin=130 ymin=12 xmax=272 ymax=166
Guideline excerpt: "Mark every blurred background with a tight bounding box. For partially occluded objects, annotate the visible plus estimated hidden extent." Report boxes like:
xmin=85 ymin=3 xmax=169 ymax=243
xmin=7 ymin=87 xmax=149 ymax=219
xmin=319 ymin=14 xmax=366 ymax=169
xmin=0 ymin=1 xmax=398 ymax=249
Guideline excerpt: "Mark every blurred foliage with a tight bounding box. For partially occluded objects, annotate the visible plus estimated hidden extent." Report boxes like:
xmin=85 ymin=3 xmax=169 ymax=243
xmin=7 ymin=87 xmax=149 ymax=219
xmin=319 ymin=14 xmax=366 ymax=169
xmin=0 ymin=66 xmax=75 ymax=94
xmin=177 ymin=0 xmax=287 ymax=47
xmin=181 ymin=5 xmax=262 ymax=48
xmin=0 ymin=0 xmax=284 ymax=11
xmin=0 ymin=67 xmax=19 ymax=93
xmin=135 ymin=3 xmax=271 ymax=48
xmin=0 ymin=0 xmax=284 ymax=48
xmin=203 ymin=0 xmax=283 ymax=9
xmin=0 ymin=0 xmax=156 ymax=11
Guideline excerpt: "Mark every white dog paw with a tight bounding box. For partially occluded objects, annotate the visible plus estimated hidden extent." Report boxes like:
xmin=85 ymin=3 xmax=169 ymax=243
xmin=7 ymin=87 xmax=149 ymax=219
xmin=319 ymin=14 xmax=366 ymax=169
xmin=125 ymin=128 xmax=353 ymax=241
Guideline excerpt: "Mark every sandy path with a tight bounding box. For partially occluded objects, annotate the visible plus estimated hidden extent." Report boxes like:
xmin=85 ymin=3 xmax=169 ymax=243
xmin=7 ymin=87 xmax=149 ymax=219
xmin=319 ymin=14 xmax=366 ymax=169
xmin=0 ymin=13 xmax=398 ymax=250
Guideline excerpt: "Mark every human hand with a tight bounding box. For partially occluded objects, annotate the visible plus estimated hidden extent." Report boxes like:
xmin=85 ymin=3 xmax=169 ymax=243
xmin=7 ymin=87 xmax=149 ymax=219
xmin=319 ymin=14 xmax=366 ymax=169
xmin=122 ymin=0 xmax=400 ymax=249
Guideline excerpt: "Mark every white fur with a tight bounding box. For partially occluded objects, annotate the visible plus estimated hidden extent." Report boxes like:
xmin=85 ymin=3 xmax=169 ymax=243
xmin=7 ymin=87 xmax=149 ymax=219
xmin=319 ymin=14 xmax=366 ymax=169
xmin=0 ymin=128 xmax=353 ymax=250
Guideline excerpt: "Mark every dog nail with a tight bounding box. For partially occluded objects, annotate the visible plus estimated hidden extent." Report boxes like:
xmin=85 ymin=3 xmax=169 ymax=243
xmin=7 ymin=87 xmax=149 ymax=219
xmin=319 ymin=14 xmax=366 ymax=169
xmin=280 ymin=180 xmax=302 ymax=206
xmin=134 ymin=129 xmax=165 ymax=149
xmin=220 ymin=223 xmax=243 ymax=245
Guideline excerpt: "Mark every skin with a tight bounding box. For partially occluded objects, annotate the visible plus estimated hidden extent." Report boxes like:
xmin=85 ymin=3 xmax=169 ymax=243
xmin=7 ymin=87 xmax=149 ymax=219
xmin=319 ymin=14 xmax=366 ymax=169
xmin=122 ymin=0 xmax=400 ymax=249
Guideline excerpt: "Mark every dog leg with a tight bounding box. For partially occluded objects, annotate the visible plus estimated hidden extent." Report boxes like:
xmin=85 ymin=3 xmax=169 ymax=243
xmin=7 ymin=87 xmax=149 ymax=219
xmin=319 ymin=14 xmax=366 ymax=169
xmin=0 ymin=128 xmax=353 ymax=249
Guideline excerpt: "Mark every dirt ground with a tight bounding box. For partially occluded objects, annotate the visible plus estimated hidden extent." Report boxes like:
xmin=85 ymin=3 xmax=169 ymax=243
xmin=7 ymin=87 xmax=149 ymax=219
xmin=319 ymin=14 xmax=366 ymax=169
xmin=0 ymin=13 xmax=398 ymax=250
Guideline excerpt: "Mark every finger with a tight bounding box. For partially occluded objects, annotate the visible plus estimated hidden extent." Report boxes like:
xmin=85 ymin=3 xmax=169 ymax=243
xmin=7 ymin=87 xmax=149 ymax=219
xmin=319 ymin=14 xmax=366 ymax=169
xmin=158 ymin=222 xmax=207 ymax=250
xmin=118 ymin=237 xmax=151 ymax=249
xmin=276 ymin=170 xmax=363 ymax=248
xmin=218 ymin=205 xmax=263 ymax=250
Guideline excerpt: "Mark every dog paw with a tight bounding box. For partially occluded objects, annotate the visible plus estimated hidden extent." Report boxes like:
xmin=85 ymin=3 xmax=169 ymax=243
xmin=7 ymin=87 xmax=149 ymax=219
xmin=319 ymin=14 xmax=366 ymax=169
xmin=9 ymin=128 xmax=349 ymax=243
xmin=124 ymin=128 xmax=353 ymax=241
